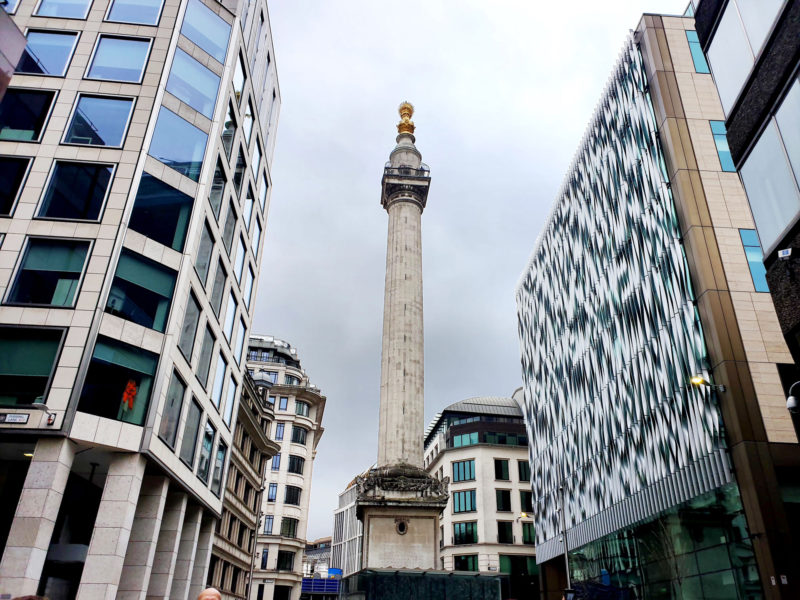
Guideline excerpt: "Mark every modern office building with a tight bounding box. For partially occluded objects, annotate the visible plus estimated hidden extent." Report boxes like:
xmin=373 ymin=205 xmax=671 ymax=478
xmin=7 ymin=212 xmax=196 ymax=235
xmin=208 ymin=373 xmax=280 ymax=600
xmin=516 ymin=12 xmax=799 ymax=600
xmin=0 ymin=0 xmax=280 ymax=596
xmin=247 ymin=335 xmax=326 ymax=600
xmin=423 ymin=394 xmax=537 ymax=600
xmin=691 ymin=0 xmax=800 ymax=367
xmin=330 ymin=470 xmax=366 ymax=579
xmin=299 ymin=537 xmax=338 ymax=600
xmin=0 ymin=4 xmax=25 ymax=101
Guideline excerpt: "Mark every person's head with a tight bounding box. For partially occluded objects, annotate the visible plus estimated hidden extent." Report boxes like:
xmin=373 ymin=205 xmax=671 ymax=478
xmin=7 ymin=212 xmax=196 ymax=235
xmin=197 ymin=588 xmax=221 ymax=600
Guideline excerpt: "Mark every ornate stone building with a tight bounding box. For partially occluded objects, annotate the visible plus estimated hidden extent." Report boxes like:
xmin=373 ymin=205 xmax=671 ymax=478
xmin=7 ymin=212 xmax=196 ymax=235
xmin=247 ymin=335 xmax=326 ymax=600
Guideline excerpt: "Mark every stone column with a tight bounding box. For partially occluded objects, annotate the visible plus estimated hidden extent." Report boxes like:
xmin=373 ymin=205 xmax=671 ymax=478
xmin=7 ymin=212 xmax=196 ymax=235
xmin=169 ymin=504 xmax=203 ymax=600
xmin=76 ymin=453 xmax=147 ymax=600
xmin=116 ymin=475 xmax=170 ymax=600
xmin=145 ymin=490 xmax=188 ymax=600
xmin=188 ymin=516 xmax=216 ymax=600
xmin=0 ymin=438 xmax=75 ymax=597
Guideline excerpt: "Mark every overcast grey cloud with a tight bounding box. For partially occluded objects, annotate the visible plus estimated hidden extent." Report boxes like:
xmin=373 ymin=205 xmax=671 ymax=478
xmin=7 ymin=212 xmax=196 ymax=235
xmin=252 ymin=0 xmax=689 ymax=541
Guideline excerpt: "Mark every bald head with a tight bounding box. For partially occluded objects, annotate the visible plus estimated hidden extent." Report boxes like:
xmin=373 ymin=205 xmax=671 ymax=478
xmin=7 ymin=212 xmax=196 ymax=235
xmin=197 ymin=588 xmax=221 ymax=600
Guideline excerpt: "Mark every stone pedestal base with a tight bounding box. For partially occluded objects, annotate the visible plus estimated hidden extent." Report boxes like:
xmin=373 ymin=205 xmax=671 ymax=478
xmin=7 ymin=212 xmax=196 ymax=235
xmin=341 ymin=569 xmax=503 ymax=600
xmin=355 ymin=464 xmax=448 ymax=570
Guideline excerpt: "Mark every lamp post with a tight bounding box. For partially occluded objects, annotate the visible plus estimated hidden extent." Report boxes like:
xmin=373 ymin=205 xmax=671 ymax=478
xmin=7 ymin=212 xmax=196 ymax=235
xmin=786 ymin=381 xmax=800 ymax=413
xmin=559 ymin=482 xmax=574 ymax=597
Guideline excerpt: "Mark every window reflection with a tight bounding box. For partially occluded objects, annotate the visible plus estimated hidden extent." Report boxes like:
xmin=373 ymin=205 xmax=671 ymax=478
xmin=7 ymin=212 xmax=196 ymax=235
xmin=16 ymin=31 xmax=78 ymax=76
xmin=706 ymin=5 xmax=753 ymax=115
xmin=35 ymin=0 xmax=92 ymax=19
xmin=87 ymin=36 xmax=150 ymax=82
xmin=181 ymin=0 xmax=231 ymax=63
xmin=106 ymin=0 xmax=163 ymax=25
xmin=148 ymin=106 xmax=208 ymax=181
xmin=64 ymin=95 xmax=133 ymax=147
xmin=166 ymin=48 xmax=220 ymax=118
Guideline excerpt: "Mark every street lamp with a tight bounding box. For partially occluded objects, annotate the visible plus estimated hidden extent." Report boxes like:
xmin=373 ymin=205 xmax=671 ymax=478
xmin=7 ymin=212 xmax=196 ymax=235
xmin=690 ymin=374 xmax=726 ymax=393
xmin=558 ymin=483 xmax=572 ymax=593
xmin=786 ymin=381 xmax=800 ymax=413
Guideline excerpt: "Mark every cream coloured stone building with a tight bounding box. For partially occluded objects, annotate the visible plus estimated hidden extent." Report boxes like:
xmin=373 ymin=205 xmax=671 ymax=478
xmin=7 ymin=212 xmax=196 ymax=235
xmin=246 ymin=335 xmax=326 ymax=600
xmin=0 ymin=0 xmax=280 ymax=596
xmin=423 ymin=393 xmax=537 ymax=598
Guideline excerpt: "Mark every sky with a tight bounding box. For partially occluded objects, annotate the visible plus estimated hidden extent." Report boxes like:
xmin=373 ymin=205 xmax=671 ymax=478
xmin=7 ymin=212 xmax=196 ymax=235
xmin=252 ymin=0 xmax=690 ymax=541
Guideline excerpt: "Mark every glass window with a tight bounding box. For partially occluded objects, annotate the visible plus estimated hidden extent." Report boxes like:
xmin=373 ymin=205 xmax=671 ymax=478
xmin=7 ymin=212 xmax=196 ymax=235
xmin=39 ymin=161 xmax=112 ymax=221
xmin=235 ymin=316 xmax=246 ymax=363
xmin=280 ymin=517 xmax=298 ymax=538
xmin=735 ymin=0 xmax=783 ymax=56
xmin=707 ymin=5 xmax=753 ymax=115
xmin=295 ymin=401 xmax=309 ymax=417
xmin=233 ymin=54 xmax=246 ymax=102
xmin=106 ymin=0 xmax=163 ymax=25
xmin=518 ymin=460 xmax=530 ymax=482
xmin=497 ymin=521 xmax=513 ymax=544
xmin=179 ymin=398 xmax=202 ymax=466
xmin=222 ymin=201 xmax=237 ymax=253
xmin=77 ymin=336 xmax=158 ymax=425
xmin=8 ymin=238 xmax=89 ymax=306
xmin=251 ymin=140 xmax=261 ymax=175
xmin=178 ymin=292 xmax=201 ymax=360
xmin=211 ymin=354 xmax=226 ymax=408
xmin=276 ymin=551 xmax=294 ymax=571
xmin=522 ymin=522 xmax=535 ymax=544
xmin=452 ymin=431 xmax=478 ymax=448
xmin=453 ymin=459 xmax=475 ymax=482
xmin=149 ymin=106 xmax=207 ymax=181
xmin=685 ymin=30 xmax=709 ymax=74
xmin=740 ymin=121 xmax=800 ymax=250
xmin=710 ymin=121 xmax=735 ymax=172
xmin=223 ymin=291 xmax=237 ymax=340
xmin=253 ymin=219 xmax=262 ymax=255
xmin=16 ymin=30 xmax=78 ymax=76
xmin=223 ymin=375 xmax=236 ymax=425
xmin=3 ymin=0 xmax=20 ymax=12
xmin=235 ymin=236 xmax=246 ymax=282
xmin=87 ymin=36 xmax=150 ymax=82
xmin=453 ymin=521 xmax=477 ymax=545
xmin=242 ymin=100 xmax=253 ymax=142
xmin=129 ymin=173 xmax=193 ymax=251
xmin=210 ymin=260 xmax=227 ymax=316
xmin=283 ymin=374 xmax=299 ymax=386
xmin=0 ymin=326 xmax=63 ymax=406
xmin=494 ymin=459 xmax=509 ymax=480
xmin=194 ymin=221 xmax=214 ymax=284
xmin=197 ymin=421 xmax=215 ymax=482
xmin=158 ymin=370 xmax=186 ymax=448
xmin=0 ymin=89 xmax=56 ymax=142
xmin=166 ymin=48 xmax=220 ymax=118
xmin=454 ymin=555 xmax=477 ymax=572
xmin=222 ymin=103 xmax=236 ymax=159
xmin=243 ymin=187 xmax=254 ymax=229
xmin=775 ymin=78 xmax=800 ymax=186
xmin=181 ymin=0 xmax=230 ymax=63
xmin=267 ymin=482 xmax=277 ymax=501
xmin=35 ymin=0 xmax=91 ymax=18
xmin=288 ymin=455 xmax=304 ymax=475
xmin=291 ymin=425 xmax=307 ymax=445
xmin=453 ymin=490 xmax=476 ymax=513
xmin=0 ymin=156 xmax=30 ymax=215
xmin=520 ymin=490 xmax=533 ymax=513
xmin=278 ymin=396 xmax=288 ymax=411
xmin=209 ymin=159 xmax=226 ymax=219
xmin=233 ymin=148 xmax=246 ymax=198
xmin=739 ymin=229 xmax=769 ymax=292
xmin=196 ymin=325 xmax=215 ymax=387
xmin=243 ymin=266 xmax=255 ymax=309
xmin=274 ymin=422 xmax=284 ymax=440
xmin=496 ymin=489 xmax=512 ymax=512
xmin=259 ymin=174 xmax=268 ymax=210
xmin=263 ymin=515 xmax=273 ymax=533
xmin=106 ymin=249 xmax=177 ymax=331
xmin=284 ymin=485 xmax=301 ymax=506
xmin=271 ymin=453 xmax=280 ymax=471
xmin=64 ymin=95 xmax=133 ymax=147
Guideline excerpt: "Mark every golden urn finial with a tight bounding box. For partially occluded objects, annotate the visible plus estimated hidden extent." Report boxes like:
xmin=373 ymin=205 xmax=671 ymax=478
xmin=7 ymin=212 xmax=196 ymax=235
xmin=397 ymin=101 xmax=415 ymax=135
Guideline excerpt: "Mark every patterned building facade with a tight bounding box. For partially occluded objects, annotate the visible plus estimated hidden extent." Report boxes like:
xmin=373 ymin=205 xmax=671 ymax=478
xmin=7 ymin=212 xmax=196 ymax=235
xmin=0 ymin=0 xmax=280 ymax=596
xmin=517 ymin=13 xmax=798 ymax=599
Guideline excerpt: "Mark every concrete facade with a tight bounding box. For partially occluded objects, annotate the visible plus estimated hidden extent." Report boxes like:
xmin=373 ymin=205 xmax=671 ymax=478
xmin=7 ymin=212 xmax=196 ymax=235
xmin=247 ymin=335 xmax=326 ymax=600
xmin=0 ymin=0 xmax=281 ymax=595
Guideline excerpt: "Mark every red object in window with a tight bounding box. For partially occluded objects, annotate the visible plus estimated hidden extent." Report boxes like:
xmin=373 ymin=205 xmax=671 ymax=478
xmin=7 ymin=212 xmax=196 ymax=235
xmin=122 ymin=379 xmax=138 ymax=411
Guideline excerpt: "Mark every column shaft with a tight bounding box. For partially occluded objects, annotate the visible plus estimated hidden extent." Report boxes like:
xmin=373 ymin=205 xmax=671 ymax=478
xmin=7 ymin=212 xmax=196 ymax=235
xmin=169 ymin=504 xmax=203 ymax=600
xmin=145 ymin=490 xmax=188 ymax=600
xmin=0 ymin=438 xmax=75 ymax=597
xmin=76 ymin=453 xmax=147 ymax=600
xmin=188 ymin=516 xmax=216 ymax=599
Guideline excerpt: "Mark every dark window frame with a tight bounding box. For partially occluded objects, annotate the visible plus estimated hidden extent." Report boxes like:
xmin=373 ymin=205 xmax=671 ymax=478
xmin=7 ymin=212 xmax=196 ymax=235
xmin=0 ymin=324 xmax=66 ymax=408
xmin=37 ymin=159 xmax=115 ymax=222
xmin=62 ymin=93 xmax=136 ymax=148
xmin=0 ymin=88 xmax=58 ymax=143
xmin=0 ymin=155 xmax=33 ymax=217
